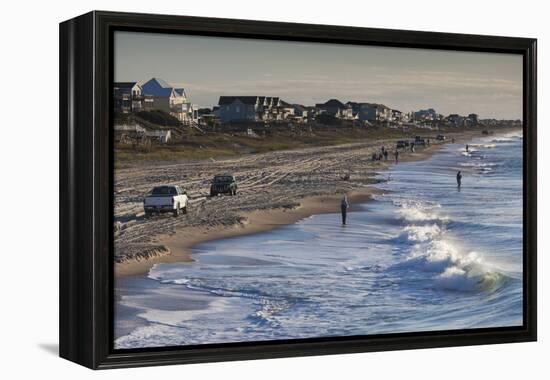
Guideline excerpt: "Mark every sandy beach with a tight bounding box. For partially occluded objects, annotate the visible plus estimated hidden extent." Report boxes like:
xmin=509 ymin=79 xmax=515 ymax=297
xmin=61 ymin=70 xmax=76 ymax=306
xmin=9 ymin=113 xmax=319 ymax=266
xmin=114 ymin=128 xmax=515 ymax=277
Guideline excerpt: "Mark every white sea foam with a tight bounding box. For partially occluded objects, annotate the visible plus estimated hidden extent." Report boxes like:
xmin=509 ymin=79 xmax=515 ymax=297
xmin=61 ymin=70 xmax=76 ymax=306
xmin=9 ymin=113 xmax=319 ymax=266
xmin=403 ymin=224 xmax=441 ymax=242
xmin=395 ymin=201 xmax=447 ymax=224
xmin=115 ymin=325 xmax=188 ymax=349
xmin=491 ymin=131 xmax=523 ymax=143
xmin=459 ymin=162 xmax=496 ymax=168
xmin=470 ymin=143 xmax=497 ymax=149
xmin=394 ymin=231 xmax=507 ymax=292
xmin=390 ymin=197 xmax=508 ymax=293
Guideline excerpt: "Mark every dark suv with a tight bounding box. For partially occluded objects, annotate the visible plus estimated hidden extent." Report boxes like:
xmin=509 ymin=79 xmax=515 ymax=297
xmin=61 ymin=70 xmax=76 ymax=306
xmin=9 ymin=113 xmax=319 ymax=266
xmin=210 ymin=174 xmax=238 ymax=196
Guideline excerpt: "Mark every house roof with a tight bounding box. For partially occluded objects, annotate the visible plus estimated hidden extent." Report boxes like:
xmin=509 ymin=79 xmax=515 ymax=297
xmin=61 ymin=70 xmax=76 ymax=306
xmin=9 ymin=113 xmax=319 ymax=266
xmin=114 ymin=82 xmax=140 ymax=89
xmin=153 ymin=78 xmax=172 ymax=87
xmin=218 ymin=96 xmax=260 ymax=105
xmin=141 ymin=78 xmax=185 ymax=98
xmin=278 ymin=100 xmax=293 ymax=108
xmin=264 ymin=97 xmax=279 ymax=106
xmin=316 ymin=99 xmax=345 ymax=108
xmin=292 ymin=104 xmax=307 ymax=112
xmin=174 ymin=88 xmax=186 ymax=97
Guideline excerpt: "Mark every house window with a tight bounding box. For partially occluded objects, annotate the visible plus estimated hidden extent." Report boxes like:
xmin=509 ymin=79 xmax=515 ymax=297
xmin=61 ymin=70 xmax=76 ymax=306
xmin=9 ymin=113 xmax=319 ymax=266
xmin=235 ymin=106 xmax=240 ymax=112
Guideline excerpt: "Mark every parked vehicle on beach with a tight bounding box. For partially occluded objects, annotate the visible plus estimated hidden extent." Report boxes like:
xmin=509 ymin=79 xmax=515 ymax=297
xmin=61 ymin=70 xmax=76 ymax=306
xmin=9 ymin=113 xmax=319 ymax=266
xmin=210 ymin=174 xmax=238 ymax=196
xmin=436 ymin=134 xmax=446 ymax=141
xmin=144 ymin=185 xmax=188 ymax=217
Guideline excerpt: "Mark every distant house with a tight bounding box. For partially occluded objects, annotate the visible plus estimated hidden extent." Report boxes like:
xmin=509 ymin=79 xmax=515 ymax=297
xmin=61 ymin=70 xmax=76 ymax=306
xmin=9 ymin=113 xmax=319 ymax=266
xmin=113 ymin=82 xmax=143 ymax=113
xmin=292 ymin=104 xmax=307 ymax=118
xmin=346 ymin=102 xmax=391 ymax=122
xmin=468 ymin=113 xmax=479 ymax=125
xmin=446 ymin=114 xmax=465 ymax=125
xmin=291 ymin=104 xmax=312 ymax=122
xmin=414 ymin=108 xmax=438 ymax=121
xmin=141 ymin=78 xmax=198 ymax=123
xmin=336 ymin=104 xmax=355 ymax=119
xmin=275 ymin=100 xmax=296 ymax=120
xmin=391 ymin=109 xmax=403 ymax=122
xmin=217 ymin=96 xmax=263 ymax=122
xmin=259 ymin=97 xmax=281 ymax=120
xmin=315 ymin=99 xmax=346 ymax=116
xmin=217 ymin=96 xmax=296 ymax=123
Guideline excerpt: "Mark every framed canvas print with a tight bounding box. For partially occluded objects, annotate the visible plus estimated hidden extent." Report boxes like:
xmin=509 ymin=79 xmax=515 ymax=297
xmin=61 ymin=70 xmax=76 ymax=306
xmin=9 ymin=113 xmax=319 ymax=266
xmin=59 ymin=11 xmax=537 ymax=369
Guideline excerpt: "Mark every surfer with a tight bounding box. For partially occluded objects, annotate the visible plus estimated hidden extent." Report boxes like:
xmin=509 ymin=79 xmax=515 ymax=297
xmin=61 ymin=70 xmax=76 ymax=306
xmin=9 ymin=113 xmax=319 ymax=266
xmin=341 ymin=195 xmax=349 ymax=225
xmin=456 ymin=171 xmax=462 ymax=187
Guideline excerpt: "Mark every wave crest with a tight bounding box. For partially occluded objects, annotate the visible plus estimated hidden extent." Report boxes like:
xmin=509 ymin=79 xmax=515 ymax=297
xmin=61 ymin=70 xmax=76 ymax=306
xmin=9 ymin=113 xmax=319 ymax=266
xmin=391 ymin=201 xmax=509 ymax=293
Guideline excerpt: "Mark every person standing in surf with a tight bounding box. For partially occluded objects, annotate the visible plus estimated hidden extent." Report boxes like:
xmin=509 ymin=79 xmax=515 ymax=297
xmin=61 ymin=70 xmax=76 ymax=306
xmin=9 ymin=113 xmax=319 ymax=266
xmin=394 ymin=150 xmax=399 ymax=163
xmin=457 ymin=171 xmax=462 ymax=187
xmin=341 ymin=195 xmax=349 ymax=225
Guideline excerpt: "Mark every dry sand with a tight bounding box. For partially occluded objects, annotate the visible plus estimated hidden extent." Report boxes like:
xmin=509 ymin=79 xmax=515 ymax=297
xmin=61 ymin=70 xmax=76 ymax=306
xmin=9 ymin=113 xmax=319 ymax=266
xmin=114 ymin=129 xmax=492 ymax=277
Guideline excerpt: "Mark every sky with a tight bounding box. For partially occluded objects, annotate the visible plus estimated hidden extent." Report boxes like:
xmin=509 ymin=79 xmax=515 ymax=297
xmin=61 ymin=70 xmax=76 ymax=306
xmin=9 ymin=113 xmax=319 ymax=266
xmin=114 ymin=31 xmax=523 ymax=119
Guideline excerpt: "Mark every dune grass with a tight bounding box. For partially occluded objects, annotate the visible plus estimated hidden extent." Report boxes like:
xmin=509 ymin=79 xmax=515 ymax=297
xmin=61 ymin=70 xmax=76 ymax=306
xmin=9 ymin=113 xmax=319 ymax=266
xmin=114 ymin=124 xmax=483 ymax=166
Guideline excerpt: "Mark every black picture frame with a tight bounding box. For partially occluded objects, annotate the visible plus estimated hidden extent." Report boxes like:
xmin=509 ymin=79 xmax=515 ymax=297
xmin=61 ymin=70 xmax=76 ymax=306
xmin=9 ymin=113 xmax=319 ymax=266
xmin=59 ymin=10 xmax=537 ymax=369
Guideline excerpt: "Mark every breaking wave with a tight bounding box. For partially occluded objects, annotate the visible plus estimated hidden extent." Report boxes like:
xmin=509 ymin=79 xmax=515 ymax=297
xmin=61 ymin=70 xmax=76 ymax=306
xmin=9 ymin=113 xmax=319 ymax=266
xmin=390 ymin=201 xmax=509 ymax=292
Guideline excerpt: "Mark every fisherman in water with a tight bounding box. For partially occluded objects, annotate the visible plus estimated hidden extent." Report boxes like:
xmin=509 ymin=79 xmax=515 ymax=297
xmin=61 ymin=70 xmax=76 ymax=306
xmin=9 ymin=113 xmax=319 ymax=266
xmin=456 ymin=170 xmax=462 ymax=187
xmin=341 ymin=195 xmax=349 ymax=225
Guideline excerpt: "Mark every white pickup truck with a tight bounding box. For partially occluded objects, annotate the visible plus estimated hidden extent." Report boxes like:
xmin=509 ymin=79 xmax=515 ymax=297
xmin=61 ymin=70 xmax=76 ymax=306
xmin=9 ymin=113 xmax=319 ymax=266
xmin=143 ymin=185 xmax=189 ymax=217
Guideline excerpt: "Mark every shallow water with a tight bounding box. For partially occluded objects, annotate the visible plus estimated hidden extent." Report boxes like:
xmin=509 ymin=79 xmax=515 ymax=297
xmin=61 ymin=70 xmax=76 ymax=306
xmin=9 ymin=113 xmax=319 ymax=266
xmin=115 ymin=130 xmax=523 ymax=349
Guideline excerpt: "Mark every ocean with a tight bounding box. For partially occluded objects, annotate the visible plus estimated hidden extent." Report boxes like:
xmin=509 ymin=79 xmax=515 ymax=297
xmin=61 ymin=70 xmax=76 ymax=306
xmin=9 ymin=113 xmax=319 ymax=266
xmin=114 ymin=130 xmax=524 ymax=349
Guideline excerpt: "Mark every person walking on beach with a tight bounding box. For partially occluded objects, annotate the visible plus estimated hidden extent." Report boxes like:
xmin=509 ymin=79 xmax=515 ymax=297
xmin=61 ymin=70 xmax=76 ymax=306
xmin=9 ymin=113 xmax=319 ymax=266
xmin=383 ymin=149 xmax=389 ymax=160
xmin=456 ymin=171 xmax=462 ymax=187
xmin=341 ymin=195 xmax=349 ymax=225
xmin=394 ymin=150 xmax=399 ymax=163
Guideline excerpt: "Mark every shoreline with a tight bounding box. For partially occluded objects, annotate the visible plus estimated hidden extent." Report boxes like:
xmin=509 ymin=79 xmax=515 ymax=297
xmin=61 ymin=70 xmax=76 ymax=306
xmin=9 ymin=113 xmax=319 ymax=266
xmin=114 ymin=127 xmax=520 ymax=278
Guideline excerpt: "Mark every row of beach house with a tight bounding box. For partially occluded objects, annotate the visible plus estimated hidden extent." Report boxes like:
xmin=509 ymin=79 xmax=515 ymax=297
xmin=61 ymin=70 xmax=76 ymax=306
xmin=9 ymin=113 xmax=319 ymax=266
xmin=114 ymin=78 xmax=483 ymax=127
xmin=113 ymin=78 xmax=199 ymax=124
xmin=216 ymin=96 xmax=403 ymax=124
